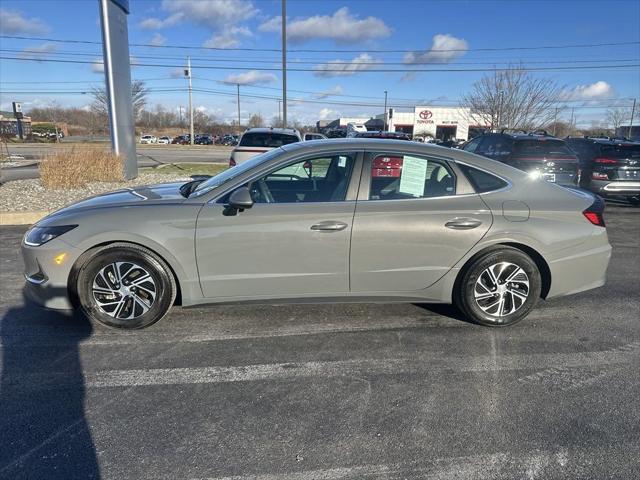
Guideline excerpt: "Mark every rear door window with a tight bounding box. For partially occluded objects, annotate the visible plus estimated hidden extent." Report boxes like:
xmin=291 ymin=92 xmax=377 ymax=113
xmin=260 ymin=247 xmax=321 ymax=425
xmin=368 ymin=154 xmax=455 ymax=200
xmin=239 ymin=132 xmax=300 ymax=148
xmin=513 ymin=139 xmax=573 ymax=157
xmin=476 ymin=136 xmax=513 ymax=159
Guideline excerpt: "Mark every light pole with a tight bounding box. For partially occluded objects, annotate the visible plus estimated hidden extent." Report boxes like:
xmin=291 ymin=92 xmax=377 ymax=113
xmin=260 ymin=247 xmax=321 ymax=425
xmin=186 ymin=56 xmax=194 ymax=145
xmin=383 ymin=90 xmax=388 ymax=131
xmin=237 ymin=84 xmax=241 ymax=133
xmin=629 ymin=98 xmax=636 ymax=139
xmin=281 ymin=0 xmax=287 ymax=128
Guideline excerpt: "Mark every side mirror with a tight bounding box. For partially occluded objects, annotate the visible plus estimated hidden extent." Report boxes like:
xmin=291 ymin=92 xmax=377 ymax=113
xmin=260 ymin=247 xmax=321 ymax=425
xmin=225 ymin=186 xmax=254 ymax=215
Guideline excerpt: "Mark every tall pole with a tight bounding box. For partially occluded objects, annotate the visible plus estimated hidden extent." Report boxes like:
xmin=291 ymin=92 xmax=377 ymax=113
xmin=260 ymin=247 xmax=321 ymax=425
xmin=383 ymin=90 xmax=388 ymax=131
xmin=628 ymin=98 xmax=636 ymax=140
xmin=237 ymin=84 xmax=241 ymax=133
xmin=281 ymin=0 xmax=287 ymax=128
xmin=553 ymin=107 xmax=558 ymax=136
xmin=187 ymin=56 xmax=194 ymax=145
xmin=278 ymin=100 xmax=282 ymax=127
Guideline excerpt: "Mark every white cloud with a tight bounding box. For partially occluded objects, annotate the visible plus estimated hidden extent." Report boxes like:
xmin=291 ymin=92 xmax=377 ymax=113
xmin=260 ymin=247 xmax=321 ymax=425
xmin=150 ymin=33 xmax=167 ymax=47
xmin=259 ymin=8 xmax=390 ymax=44
xmin=314 ymin=85 xmax=344 ymax=99
xmin=222 ymin=70 xmax=276 ymax=85
xmin=203 ymin=26 xmax=252 ymax=49
xmin=19 ymin=42 xmax=56 ymax=60
xmin=563 ymin=81 xmax=614 ymax=100
xmin=0 ymin=8 xmax=48 ymax=34
xmin=313 ymin=53 xmax=379 ymax=78
xmin=140 ymin=0 xmax=256 ymax=30
xmin=404 ymin=34 xmax=468 ymax=64
xmin=318 ymin=108 xmax=339 ymax=120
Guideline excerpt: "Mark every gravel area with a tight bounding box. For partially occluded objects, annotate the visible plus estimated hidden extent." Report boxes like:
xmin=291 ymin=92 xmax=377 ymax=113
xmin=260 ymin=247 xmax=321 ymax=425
xmin=0 ymin=173 xmax=191 ymax=212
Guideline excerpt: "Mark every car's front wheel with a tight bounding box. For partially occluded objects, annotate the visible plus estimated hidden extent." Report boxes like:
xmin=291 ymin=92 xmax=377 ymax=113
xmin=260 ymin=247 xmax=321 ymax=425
xmin=74 ymin=243 xmax=176 ymax=329
xmin=454 ymin=247 xmax=541 ymax=327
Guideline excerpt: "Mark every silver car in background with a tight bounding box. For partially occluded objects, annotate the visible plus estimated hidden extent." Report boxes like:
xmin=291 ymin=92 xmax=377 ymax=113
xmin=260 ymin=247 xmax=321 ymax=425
xmin=22 ymin=139 xmax=611 ymax=329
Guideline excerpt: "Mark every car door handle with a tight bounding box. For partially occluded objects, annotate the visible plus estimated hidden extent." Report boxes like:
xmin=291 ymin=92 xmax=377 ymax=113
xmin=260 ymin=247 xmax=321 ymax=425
xmin=310 ymin=221 xmax=349 ymax=232
xmin=445 ymin=218 xmax=483 ymax=230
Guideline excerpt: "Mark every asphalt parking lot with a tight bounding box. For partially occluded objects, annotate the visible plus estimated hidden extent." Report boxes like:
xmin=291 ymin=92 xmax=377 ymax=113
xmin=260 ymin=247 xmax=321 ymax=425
xmin=0 ymin=205 xmax=638 ymax=479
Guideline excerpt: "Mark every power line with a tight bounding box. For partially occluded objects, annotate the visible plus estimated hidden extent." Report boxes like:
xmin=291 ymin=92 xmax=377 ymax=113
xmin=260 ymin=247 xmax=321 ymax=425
xmin=4 ymin=47 xmax=639 ymax=67
xmin=2 ymin=55 xmax=639 ymax=73
xmin=2 ymin=34 xmax=639 ymax=54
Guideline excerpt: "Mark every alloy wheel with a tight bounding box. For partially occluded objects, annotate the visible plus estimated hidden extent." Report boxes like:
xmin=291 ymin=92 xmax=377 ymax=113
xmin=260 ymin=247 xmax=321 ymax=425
xmin=92 ymin=261 xmax=156 ymax=320
xmin=473 ymin=262 xmax=530 ymax=319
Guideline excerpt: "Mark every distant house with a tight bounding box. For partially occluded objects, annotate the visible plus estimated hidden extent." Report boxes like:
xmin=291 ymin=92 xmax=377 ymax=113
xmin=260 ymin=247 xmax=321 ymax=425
xmin=0 ymin=112 xmax=32 ymax=137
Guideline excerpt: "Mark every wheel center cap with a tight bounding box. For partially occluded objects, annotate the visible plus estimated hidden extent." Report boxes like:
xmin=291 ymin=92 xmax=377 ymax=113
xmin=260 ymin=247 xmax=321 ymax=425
xmin=497 ymin=284 xmax=507 ymax=294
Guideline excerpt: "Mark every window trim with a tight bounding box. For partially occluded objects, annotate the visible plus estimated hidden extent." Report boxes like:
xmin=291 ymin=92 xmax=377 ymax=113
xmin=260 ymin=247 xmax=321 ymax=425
xmin=453 ymin=159 xmax=513 ymax=195
xmin=212 ymin=150 xmax=364 ymax=205
xmin=359 ymin=151 xmax=459 ymax=202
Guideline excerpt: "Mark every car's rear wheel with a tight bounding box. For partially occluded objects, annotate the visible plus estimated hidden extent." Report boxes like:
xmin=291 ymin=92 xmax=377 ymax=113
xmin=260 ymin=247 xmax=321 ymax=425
xmin=455 ymin=247 xmax=541 ymax=327
xmin=74 ymin=244 xmax=176 ymax=329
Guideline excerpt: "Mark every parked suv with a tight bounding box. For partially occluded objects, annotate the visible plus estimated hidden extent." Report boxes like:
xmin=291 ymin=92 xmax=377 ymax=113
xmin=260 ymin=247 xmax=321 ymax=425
xmin=565 ymin=136 xmax=640 ymax=204
xmin=463 ymin=131 xmax=579 ymax=185
xmin=230 ymin=128 xmax=301 ymax=166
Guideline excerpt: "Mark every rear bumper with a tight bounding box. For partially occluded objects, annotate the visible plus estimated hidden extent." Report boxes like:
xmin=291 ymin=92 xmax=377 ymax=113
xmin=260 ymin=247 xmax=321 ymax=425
xmin=589 ymin=179 xmax=640 ymax=196
xmin=546 ymin=230 xmax=612 ymax=299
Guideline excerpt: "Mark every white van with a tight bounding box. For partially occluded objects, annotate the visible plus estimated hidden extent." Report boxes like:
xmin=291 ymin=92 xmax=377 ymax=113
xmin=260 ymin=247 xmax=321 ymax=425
xmin=346 ymin=123 xmax=367 ymax=137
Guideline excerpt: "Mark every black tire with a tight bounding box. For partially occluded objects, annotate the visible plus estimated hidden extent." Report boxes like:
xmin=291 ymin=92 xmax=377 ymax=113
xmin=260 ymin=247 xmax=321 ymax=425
xmin=454 ymin=247 xmax=541 ymax=327
xmin=73 ymin=243 xmax=176 ymax=329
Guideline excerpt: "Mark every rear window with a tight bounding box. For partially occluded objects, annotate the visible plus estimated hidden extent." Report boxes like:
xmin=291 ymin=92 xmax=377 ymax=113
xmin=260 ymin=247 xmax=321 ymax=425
xmin=239 ymin=132 xmax=299 ymax=148
xmin=458 ymin=164 xmax=508 ymax=193
xmin=599 ymin=144 xmax=640 ymax=159
xmin=513 ymin=139 xmax=573 ymax=156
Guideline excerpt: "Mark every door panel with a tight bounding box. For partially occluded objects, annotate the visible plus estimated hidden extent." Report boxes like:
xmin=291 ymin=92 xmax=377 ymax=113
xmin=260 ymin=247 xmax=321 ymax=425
xmin=196 ymin=202 xmax=355 ymax=298
xmin=351 ymin=151 xmax=492 ymax=293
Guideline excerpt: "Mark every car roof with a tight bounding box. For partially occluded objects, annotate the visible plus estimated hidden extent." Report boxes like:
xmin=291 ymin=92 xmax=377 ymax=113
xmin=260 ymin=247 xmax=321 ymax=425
xmin=244 ymin=127 xmax=300 ymax=136
xmin=567 ymin=137 xmax=639 ymax=146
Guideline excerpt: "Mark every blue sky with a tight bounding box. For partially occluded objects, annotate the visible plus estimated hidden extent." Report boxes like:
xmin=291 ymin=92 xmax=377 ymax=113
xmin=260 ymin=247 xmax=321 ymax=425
xmin=1 ymin=0 xmax=639 ymax=126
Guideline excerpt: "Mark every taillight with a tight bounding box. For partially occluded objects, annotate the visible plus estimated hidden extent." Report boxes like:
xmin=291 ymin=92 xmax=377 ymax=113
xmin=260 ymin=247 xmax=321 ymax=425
xmin=229 ymin=157 xmax=236 ymax=167
xmin=583 ymin=197 xmax=606 ymax=227
xmin=592 ymin=171 xmax=608 ymax=180
xmin=594 ymin=157 xmax=617 ymax=164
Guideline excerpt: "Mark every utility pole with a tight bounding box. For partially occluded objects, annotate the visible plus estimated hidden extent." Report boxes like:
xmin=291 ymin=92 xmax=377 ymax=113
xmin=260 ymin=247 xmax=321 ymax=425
xmin=179 ymin=106 xmax=183 ymax=126
xmin=553 ymin=107 xmax=558 ymax=136
xmin=281 ymin=0 xmax=287 ymax=128
xmin=278 ymin=100 xmax=282 ymax=127
xmin=186 ymin=56 xmax=194 ymax=145
xmin=497 ymin=90 xmax=504 ymax=131
xmin=570 ymin=107 xmax=575 ymax=133
xmin=237 ymin=84 xmax=241 ymax=133
xmin=629 ymin=98 xmax=636 ymax=139
xmin=383 ymin=90 xmax=388 ymax=131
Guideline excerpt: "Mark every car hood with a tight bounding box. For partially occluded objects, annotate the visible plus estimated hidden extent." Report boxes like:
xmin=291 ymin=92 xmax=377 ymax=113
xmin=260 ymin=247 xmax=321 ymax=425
xmin=42 ymin=182 xmax=188 ymax=220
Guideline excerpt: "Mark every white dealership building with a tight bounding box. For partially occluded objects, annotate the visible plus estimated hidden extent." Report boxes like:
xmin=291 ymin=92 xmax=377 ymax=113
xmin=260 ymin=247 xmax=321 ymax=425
xmin=375 ymin=106 xmax=490 ymax=141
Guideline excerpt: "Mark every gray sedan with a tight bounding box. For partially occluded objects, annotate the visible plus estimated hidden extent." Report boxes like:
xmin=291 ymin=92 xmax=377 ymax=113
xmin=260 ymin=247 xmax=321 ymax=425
xmin=21 ymin=139 xmax=612 ymax=329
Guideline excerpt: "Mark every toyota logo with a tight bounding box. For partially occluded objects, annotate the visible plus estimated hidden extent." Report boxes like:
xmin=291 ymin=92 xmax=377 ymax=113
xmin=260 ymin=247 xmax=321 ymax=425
xmin=419 ymin=110 xmax=433 ymax=120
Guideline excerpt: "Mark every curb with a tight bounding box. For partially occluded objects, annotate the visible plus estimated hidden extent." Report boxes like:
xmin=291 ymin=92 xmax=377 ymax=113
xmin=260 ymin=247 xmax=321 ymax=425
xmin=0 ymin=211 xmax=50 ymax=226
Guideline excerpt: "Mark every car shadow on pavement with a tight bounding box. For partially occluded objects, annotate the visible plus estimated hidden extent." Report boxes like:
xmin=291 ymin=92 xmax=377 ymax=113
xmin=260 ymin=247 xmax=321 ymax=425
xmin=0 ymin=291 xmax=100 ymax=479
xmin=413 ymin=303 xmax=477 ymax=325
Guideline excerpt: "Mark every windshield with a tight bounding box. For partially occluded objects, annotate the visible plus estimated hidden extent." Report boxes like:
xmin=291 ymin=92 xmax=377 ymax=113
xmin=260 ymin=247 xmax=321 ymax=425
xmin=600 ymin=144 xmax=640 ymax=159
xmin=513 ymin=139 xmax=574 ymax=156
xmin=191 ymin=148 xmax=284 ymax=196
xmin=239 ymin=132 xmax=299 ymax=148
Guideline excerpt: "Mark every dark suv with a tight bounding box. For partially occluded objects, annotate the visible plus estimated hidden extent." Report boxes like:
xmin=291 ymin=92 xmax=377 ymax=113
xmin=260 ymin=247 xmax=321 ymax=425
xmin=463 ymin=131 xmax=579 ymax=185
xmin=565 ymin=137 xmax=640 ymax=204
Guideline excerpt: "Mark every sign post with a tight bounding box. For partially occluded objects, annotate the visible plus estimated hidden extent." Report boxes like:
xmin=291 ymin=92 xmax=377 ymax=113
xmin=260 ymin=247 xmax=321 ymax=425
xmin=12 ymin=102 xmax=24 ymax=140
xmin=98 ymin=0 xmax=137 ymax=180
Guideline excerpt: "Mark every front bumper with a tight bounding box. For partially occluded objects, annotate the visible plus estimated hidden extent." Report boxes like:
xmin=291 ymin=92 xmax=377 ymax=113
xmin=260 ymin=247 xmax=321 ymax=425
xmin=21 ymin=238 xmax=83 ymax=310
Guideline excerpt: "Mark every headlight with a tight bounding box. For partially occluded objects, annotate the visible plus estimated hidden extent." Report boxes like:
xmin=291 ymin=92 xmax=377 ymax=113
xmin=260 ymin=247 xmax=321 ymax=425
xmin=24 ymin=225 xmax=77 ymax=247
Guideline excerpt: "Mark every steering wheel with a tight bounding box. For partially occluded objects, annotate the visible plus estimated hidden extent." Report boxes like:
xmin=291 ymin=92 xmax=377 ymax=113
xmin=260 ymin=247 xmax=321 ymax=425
xmin=257 ymin=178 xmax=275 ymax=203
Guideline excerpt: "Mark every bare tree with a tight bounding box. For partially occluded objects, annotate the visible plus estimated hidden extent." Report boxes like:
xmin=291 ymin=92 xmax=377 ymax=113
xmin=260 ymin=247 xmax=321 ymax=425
xmin=606 ymin=106 xmax=633 ymax=130
xmin=91 ymin=80 xmax=148 ymax=120
xmin=461 ymin=66 xmax=563 ymax=131
xmin=247 ymin=113 xmax=264 ymax=129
